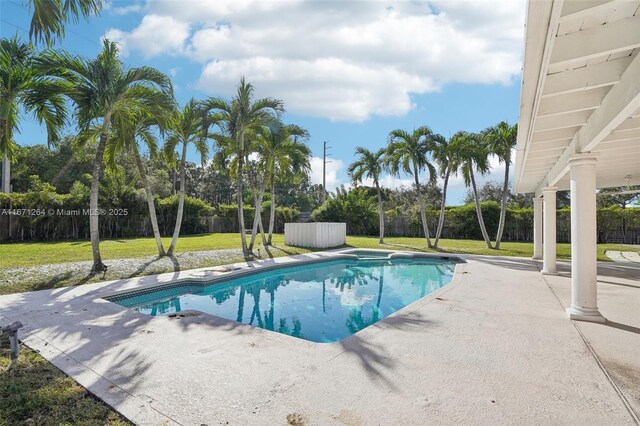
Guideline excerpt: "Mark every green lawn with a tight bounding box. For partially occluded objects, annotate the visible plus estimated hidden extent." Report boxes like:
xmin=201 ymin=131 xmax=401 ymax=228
xmin=1 ymin=234 xmax=637 ymax=296
xmin=0 ymin=335 xmax=131 ymax=426
xmin=1 ymin=233 xmax=637 ymax=268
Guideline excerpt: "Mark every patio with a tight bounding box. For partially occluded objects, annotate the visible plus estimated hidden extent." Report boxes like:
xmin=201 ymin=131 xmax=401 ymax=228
xmin=1 ymin=253 xmax=637 ymax=425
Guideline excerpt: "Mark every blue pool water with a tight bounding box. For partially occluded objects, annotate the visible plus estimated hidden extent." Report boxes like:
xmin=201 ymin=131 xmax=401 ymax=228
xmin=111 ymin=257 xmax=456 ymax=343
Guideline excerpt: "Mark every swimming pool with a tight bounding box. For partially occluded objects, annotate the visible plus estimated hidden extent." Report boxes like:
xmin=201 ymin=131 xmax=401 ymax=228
xmin=106 ymin=253 xmax=459 ymax=343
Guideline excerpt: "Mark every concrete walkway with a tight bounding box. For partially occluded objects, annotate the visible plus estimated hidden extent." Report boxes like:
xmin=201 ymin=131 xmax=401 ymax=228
xmin=1 ymin=253 xmax=638 ymax=425
xmin=606 ymin=250 xmax=640 ymax=263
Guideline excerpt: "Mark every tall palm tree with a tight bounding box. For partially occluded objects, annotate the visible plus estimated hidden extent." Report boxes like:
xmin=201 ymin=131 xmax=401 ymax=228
xmin=485 ymin=121 xmax=517 ymax=249
xmin=449 ymin=131 xmax=494 ymax=249
xmin=163 ymin=99 xmax=208 ymax=256
xmin=203 ymin=77 xmax=284 ymax=256
xmin=1 ymin=37 xmax=67 ymax=187
xmin=37 ymin=39 xmax=173 ymax=272
xmin=105 ymin=109 xmax=171 ymax=256
xmin=257 ymin=124 xmax=311 ymax=246
xmin=386 ymin=127 xmax=437 ymax=248
xmin=431 ymin=133 xmax=456 ymax=248
xmin=348 ymin=147 xmax=387 ymax=244
xmin=26 ymin=0 xmax=104 ymax=46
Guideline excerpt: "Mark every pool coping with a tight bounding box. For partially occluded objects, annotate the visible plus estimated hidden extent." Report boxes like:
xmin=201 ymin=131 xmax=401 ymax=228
xmin=100 ymin=249 xmax=464 ymax=302
xmin=98 ymin=249 xmax=466 ymax=346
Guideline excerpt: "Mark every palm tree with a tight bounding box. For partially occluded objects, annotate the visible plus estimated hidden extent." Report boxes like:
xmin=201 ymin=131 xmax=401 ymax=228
xmin=348 ymin=147 xmax=387 ymax=244
xmin=485 ymin=121 xmax=517 ymax=249
xmin=163 ymin=99 xmax=208 ymax=256
xmin=203 ymin=77 xmax=284 ymax=256
xmin=449 ymin=131 xmax=493 ymax=249
xmin=25 ymin=0 xmax=104 ymax=46
xmin=252 ymin=123 xmax=310 ymax=248
xmin=431 ymin=133 xmax=456 ymax=248
xmin=105 ymin=109 xmax=172 ymax=256
xmin=37 ymin=39 xmax=173 ymax=272
xmin=1 ymin=37 xmax=67 ymax=188
xmin=386 ymin=127 xmax=437 ymax=248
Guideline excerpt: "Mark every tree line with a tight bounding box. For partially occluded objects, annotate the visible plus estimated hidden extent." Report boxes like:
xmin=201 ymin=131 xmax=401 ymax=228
xmin=346 ymin=123 xmax=518 ymax=250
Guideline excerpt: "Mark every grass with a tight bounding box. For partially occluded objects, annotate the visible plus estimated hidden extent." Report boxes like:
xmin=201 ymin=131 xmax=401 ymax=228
xmin=1 ymin=233 xmax=637 ymax=296
xmin=0 ymin=334 xmax=131 ymax=426
xmin=2 ymin=233 xmax=637 ymax=268
xmin=0 ymin=233 xmax=300 ymax=268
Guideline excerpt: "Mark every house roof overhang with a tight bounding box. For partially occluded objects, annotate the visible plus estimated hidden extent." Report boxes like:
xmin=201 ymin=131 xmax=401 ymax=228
xmin=514 ymin=0 xmax=640 ymax=196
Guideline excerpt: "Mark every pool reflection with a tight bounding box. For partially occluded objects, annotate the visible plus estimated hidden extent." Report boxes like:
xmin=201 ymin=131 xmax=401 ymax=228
xmin=132 ymin=259 xmax=454 ymax=343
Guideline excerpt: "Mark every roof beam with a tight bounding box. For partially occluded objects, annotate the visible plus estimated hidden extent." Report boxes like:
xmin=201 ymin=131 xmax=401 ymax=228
xmin=600 ymin=127 xmax=640 ymax=142
xmin=560 ymin=0 xmax=617 ymax=19
xmin=535 ymin=51 xmax=640 ymax=195
xmin=538 ymin=86 xmax=608 ymax=116
xmin=531 ymin=126 xmax=580 ymax=143
xmin=596 ymin=137 xmax=640 ymax=149
xmin=534 ymin=110 xmax=592 ymax=131
xmin=612 ymin=116 xmax=640 ymax=132
xmin=542 ymin=56 xmax=632 ymax=96
xmin=551 ymin=15 xmax=640 ymax=67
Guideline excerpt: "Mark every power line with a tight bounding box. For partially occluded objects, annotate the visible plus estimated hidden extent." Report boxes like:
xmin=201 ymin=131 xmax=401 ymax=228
xmin=1 ymin=18 xmax=29 ymax=35
xmin=322 ymin=141 xmax=331 ymax=203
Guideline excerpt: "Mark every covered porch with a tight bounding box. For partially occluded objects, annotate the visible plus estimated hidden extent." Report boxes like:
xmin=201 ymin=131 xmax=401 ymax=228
xmin=515 ymin=0 xmax=640 ymax=323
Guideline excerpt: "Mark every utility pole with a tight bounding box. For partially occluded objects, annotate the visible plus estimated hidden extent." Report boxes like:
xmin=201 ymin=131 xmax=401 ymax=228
xmin=322 ymin=141 xmax=331 ymax=203
xmin=1 ymin=156 xmax=10 ymax=194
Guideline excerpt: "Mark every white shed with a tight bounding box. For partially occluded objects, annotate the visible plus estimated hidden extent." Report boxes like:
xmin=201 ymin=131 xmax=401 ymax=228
xmin=284 ymin=222 xmax=346 ymax=248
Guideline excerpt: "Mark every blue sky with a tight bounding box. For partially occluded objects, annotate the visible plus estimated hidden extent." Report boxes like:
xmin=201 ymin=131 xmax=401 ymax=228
xmin=1 ymin=0 xmax=525 ymax=205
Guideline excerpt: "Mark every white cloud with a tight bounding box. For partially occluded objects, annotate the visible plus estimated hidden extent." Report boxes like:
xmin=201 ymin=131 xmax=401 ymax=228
xmin=309 ymin=156 xmax=344 ymax=191
xmin=361 ymin=174 xmax=414 ymax=189
xmin=197 ymin=57 xmax=433 ymax=121
xmin=105 ymin=0 xmax=525 ymax=121
xmin=110 ymin=3 xmax=145 ymax=15
xmin=104 ymin=14 xmax=190 ymax=58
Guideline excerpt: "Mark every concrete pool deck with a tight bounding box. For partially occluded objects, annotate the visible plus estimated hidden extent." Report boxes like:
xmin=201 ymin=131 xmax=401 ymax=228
xmin=1 ymin=252 xmax=638 ymax=425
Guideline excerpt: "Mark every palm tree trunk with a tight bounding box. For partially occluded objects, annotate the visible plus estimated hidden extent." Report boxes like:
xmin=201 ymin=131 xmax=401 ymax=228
xmin=471 ymin=171 xmax=493 ymax=249
xmin=133 ymin=144 xmax=165 ymax=256
xmin=267 ymin=177 xmax=276 ymax=245
xmin=0 ymin=118 xmax=7 ymax=148
xmin=434 ymin=169 xmax=450 ymax=248
xmin=248 ymin=177 xmax=268 ymax=251
xmin=167 ymin=140 xmax=187 ymax=256
xmin=258 ymin=216 xmax=267 ymax=247
xmin=413 ymin=166 xmax=432 ymax=248
xmin=236 ymin=145 xmax=249 ymax=255
xmin=376 ymin=182 xmax=384 ymax=244
xmin=494 ymin=157 xmax=510 ymax=249
xmin=89 ymin=116 xmax=111 ymax=273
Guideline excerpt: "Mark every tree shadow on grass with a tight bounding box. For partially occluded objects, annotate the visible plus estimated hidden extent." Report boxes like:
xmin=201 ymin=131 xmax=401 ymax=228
xmin=120 ymin=255 xmax=182 ymax=280
xmin=29 ymin=271 xmax=95 ymax=293
xmin=0 ymin=335 xmax=132 ymax=425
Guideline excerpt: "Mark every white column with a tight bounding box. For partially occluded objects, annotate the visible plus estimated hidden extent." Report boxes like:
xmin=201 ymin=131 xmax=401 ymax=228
xmin=541 ymin=186 xmax=557 ymax=275
xmin=532 ymin=197 xmax=543 ymax=260
xmin=566 ymin=154 xmax=605 ymax=323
